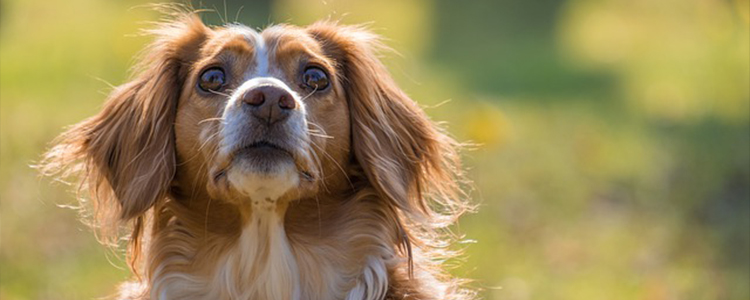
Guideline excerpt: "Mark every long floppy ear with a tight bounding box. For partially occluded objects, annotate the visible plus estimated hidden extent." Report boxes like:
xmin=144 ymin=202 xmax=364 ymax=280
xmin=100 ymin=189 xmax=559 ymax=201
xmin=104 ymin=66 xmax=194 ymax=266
xmin=307 ymin=23 xmax=469 ymax=226
xmin=41 ymin=15 xmax=209 ymax=236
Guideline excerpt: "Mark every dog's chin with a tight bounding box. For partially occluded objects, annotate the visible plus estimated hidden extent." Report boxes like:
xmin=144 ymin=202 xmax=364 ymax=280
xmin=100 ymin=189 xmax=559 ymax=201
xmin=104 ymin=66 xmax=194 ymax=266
xmin=225 ymin=146 xmax=300 ymax=210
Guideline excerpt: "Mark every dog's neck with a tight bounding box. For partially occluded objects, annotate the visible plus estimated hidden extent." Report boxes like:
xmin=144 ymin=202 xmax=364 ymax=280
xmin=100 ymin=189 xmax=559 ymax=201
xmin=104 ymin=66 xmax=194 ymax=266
xmin=212 ymin=206 xmax=301 ymax=300
xmin=147 ymin=199 xmax=302 ymax=299
xmin=208 ymin=181 xmax=303 ymax=299
xmin=144 ymin=191 xmax=394 ymax=300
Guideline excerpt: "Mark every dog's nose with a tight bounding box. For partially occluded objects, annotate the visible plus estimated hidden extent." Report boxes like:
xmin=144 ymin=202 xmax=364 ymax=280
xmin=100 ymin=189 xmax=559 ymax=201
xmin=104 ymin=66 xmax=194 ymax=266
xmin=242 ymin=85 xmax=296 ymax=124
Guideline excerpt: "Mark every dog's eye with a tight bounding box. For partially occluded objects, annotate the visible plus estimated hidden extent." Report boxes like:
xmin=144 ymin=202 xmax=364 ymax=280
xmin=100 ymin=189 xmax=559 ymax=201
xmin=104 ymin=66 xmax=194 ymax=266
xmin=302 ymin=67 xmax=329 ymax=90
xmin=198 ymin=68 xmax=226 ymax=93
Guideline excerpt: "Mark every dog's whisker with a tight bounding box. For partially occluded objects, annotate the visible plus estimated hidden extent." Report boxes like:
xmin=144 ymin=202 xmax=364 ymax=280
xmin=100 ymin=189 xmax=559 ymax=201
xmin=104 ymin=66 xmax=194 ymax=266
xmin=308 ymin=132 xmax=334 ymax=139
xmin=208 ymin=90 xmax=231 ymax=97
xmin=176 ymin=130 xmax=222 ymax=167
xmin=198 ymin=117 xmax=226 ymax=125
xmin=309 ymin=139 xmax=354 ymax=191
xmin=307 ymin=122 xmax=334 ymax=139
xmin=299 ymin=87 xmax=318 ymax=102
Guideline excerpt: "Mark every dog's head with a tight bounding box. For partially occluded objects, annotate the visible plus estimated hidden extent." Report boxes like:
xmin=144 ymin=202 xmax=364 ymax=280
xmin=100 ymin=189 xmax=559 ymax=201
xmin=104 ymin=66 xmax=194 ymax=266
xmin=42 ymin=12 xmax=467 ymax=261
xmin=174 ymin=22 xmax=353 ymax=210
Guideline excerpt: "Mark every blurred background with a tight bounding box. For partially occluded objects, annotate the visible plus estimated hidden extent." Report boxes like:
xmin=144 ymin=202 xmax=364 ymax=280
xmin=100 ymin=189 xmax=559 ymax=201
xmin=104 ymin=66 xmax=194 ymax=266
xmin=1 ymin=0 xmax=748 ymax=299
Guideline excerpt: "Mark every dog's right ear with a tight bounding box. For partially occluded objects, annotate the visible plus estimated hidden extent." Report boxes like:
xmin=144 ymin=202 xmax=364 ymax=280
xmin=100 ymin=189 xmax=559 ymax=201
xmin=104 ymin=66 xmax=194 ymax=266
xmin=41 ymin=14 xmax=209 ymax=230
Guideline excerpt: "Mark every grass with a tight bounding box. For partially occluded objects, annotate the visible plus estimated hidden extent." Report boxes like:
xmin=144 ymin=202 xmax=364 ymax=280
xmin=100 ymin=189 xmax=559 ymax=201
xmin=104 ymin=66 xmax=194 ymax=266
xmin=1 ymin=0 xmax=748 ymax=299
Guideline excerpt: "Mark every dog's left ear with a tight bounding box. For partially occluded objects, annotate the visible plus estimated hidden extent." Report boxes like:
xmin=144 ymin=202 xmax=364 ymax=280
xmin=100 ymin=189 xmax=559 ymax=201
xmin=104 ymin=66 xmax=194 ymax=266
xmin=306 ymin=23 xmax=465 ymax=224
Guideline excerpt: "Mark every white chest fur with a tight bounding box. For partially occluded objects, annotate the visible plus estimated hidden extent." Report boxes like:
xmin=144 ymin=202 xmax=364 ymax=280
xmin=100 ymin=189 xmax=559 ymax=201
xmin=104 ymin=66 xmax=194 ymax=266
xmin=212 ymin=212 xmax=301 ymax=300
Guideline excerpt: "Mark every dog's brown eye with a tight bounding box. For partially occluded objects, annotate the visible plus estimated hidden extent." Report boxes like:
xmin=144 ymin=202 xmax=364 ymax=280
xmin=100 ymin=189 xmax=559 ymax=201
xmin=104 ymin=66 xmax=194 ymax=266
xmin=302 ymin=67 xmax=329 ymax=90
xmin=198 ymin=68 xmax=226 ymax=93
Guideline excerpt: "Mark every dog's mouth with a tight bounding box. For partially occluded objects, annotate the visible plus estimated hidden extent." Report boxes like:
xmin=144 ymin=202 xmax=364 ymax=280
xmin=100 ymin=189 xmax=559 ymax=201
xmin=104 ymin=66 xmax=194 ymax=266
xmin=209 ymin=137 xmax=317 ymax=197
xmin=236 ymin=141 xmax=292 ymax=157
xmin=232 ymin=140 xmax=296 ymax=168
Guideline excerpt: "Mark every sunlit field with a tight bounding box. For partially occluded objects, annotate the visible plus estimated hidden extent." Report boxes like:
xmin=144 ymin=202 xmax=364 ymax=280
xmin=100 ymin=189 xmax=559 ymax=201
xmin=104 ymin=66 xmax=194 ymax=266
xmin=1 ymin=0 xmax=748 ymax=299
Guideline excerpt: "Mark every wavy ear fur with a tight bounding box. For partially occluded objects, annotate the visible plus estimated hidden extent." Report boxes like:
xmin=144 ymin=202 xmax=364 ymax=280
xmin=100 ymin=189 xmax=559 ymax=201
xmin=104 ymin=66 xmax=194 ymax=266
xmin=40 ymin=14 xmax=209 ymax=244
xmin=307 ymin=22 xmax=469 ymax=226
xmin=307 ymin=22 xmax=473 ymax=298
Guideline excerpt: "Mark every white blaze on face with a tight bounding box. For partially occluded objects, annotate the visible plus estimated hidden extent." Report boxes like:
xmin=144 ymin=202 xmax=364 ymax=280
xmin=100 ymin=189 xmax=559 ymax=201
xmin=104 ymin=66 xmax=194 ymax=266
xmin=251 ymin=30 xmax=269 ymax=77
xmin=219 ymin=25 xmax=305 ymax=206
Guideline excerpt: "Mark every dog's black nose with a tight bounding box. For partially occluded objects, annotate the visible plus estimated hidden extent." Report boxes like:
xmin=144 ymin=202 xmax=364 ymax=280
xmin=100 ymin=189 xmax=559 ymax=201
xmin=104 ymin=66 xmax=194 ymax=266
xmin=242 ymin=85 xmax=296 ymax=124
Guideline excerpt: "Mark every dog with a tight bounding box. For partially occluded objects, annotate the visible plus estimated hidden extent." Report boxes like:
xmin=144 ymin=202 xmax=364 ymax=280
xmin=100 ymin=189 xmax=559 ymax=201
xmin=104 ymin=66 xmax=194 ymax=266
xmin=42 ymin=8 xmax=473 ymax=300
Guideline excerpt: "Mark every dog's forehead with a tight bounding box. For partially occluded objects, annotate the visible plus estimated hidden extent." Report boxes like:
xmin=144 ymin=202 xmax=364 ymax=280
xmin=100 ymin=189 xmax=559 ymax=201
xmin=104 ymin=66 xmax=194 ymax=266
xmin=198 ymin=26 xmax=246 ymax=55
xmin=218 ymin=24 xmax=323 ymax=59
xmin=223 ymin=24 xmax=262 ymax=48
xmin=206 ymin=24 xmax=326 ymax=80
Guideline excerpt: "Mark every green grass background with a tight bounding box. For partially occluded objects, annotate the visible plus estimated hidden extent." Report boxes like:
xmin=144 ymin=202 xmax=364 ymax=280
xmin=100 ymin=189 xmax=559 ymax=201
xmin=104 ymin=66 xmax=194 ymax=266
xmin=1 ymin=0 xmax=748 ymax=299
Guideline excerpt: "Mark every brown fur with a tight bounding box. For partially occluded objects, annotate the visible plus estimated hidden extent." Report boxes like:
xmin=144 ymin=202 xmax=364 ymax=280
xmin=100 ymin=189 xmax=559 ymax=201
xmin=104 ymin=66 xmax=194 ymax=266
xmin=41 ymin=8 xmax=473 ymax=300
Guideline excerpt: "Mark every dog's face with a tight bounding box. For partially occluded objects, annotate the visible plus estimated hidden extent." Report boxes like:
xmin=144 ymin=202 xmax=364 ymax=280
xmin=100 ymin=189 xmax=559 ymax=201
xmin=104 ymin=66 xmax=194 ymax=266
xmin=43 ymin=14 xmax=463 ymax=237
xmin=174 ymin=25 xmax=350 ymax=208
